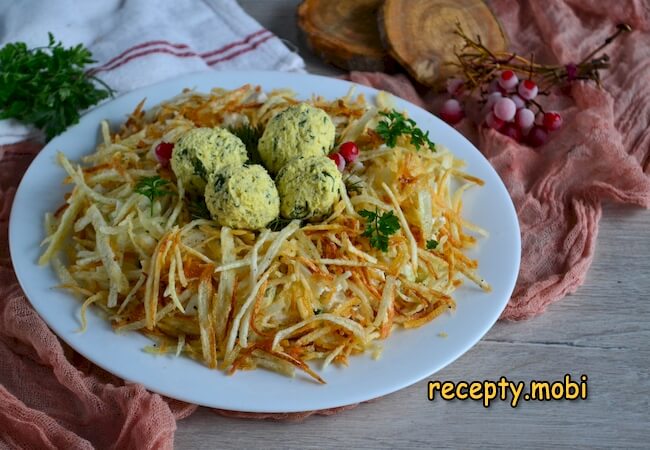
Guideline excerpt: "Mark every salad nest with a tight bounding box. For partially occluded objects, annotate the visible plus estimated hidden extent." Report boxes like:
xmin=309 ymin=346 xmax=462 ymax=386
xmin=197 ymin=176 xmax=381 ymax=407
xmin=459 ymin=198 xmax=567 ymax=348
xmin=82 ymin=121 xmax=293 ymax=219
xmin=40 ymin=84 xmax=489 ymax=383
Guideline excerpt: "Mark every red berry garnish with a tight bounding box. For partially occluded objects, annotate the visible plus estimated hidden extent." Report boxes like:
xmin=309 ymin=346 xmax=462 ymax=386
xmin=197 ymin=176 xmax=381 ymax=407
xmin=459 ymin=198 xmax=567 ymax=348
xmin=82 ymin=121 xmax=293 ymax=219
xmin=510 ymin=94 xmax=526 ymax=110
xmin=155 ymin=142 xmax=174 ymax=167
xmin=485 ymin=112 xmax=505 ymax=130
xmin=498 ymin=70 xmax=519 ymax=90
xmin=500 ymin=123 xmax=522 ymax=142
xmin=493 ymin=97 xmax=516 ymax=122
xmin=440 ymin=99 xmax=465 ymax=125
xmin=543 ymin=112 xmax=563 ymax=131
xmin=446 ymin=78 xmax=465 ymax=97
xmin=486 ymin=92 xmax=502 ymax=108
xmin=526 ymin=125 xmax=549 ymax=147
xmin=517 ymin=79 xmax=539 ymax=100
xmin=328 ymin=152 xmax=346 ymax=171
xmin=515 ymin=108 xmax=535 ymax=133
xmin=338 ymin=141 xmax=359 ymax=163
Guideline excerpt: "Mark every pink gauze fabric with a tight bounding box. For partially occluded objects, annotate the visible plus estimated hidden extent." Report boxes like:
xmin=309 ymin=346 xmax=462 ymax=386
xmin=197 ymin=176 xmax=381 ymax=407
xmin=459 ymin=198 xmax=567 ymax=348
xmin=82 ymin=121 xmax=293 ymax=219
xmin=348 ymin=0 xmax=650 ymax=320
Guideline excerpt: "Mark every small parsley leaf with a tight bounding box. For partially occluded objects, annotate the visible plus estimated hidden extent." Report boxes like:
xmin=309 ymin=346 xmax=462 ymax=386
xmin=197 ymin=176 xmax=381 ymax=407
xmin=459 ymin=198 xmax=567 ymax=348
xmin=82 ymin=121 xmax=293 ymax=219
xmin=426 ymin=239 xmax=439 ymax=250
xmin=135 ymin=176 xmax=173 ymax=216
xmin=359 ymin=208 xmax=401 ymax=252
xmin=375 ymin=110 xmax=436 ymax=151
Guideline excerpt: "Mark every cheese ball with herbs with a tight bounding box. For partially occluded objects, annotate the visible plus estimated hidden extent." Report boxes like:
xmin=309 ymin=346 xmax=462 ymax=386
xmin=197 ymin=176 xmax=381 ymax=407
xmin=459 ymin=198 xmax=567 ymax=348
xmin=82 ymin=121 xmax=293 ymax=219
xmin=205 ymin=164 xmax=279 ymax=230
xmin=171 ymin=127 xmax=247 ymax=194
xmin=258 ymin=103 xmax=336 ymax=174
xmin=276 ymin=155 xmax=342 ymax=220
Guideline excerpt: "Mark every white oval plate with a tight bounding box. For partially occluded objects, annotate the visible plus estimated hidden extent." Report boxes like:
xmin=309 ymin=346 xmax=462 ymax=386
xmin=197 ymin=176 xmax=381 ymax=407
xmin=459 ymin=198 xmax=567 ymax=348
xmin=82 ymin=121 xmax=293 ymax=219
xmin=10 ymin=70 xmax=520 ymax=413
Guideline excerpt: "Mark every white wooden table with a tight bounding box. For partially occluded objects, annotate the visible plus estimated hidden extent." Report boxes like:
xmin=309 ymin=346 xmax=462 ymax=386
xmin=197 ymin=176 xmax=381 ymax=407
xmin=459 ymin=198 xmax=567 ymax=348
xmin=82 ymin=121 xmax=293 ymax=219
xmin=175 ymin=2 xmax=650 ymax=448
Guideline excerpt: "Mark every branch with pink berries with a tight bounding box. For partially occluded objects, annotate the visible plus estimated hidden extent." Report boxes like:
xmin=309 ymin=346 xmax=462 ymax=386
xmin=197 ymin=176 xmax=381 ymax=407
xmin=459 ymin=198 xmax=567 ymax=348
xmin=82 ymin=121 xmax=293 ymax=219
xmin=438 ymin=22 xmax=632 ymax=147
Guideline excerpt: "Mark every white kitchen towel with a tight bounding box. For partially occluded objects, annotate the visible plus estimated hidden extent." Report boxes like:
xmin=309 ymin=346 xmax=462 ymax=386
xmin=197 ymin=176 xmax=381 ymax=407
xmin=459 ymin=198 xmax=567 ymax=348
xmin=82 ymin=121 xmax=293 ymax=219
xmin=0 ymin=0 xmax=305 ymax=144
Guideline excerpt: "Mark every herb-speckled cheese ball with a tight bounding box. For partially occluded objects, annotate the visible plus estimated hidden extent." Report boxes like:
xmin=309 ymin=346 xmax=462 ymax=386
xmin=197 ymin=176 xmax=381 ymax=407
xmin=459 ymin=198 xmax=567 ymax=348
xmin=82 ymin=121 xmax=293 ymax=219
xmin=171 ymin=127 xmax=247 ymax=194
xmin=258 ymin=103 xmax=336 ymax=174
xmin=275 ymin=156 xmax=342 ymax=220
xmin=205 ymin=164 xmax=279 ymax=230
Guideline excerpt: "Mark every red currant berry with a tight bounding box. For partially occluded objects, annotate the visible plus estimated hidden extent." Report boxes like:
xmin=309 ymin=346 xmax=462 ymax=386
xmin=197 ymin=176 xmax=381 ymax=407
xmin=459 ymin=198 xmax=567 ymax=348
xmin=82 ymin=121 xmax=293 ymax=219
xmin=515 ymin=108 xmax=535 ymax=133
xmin=510 ymin=94 xmax=526 ymax=110
xmin=155 ymin=142 xmax=174 ymax=167
xmin=440 ymin=99 xmax=464 ymax=125
xmin=543 ymin=112 xmax=563 ymax=131
xmin=526 ymin=125 xmax=549 ymax=147
xmin=498 ymin=70 xmax=519 ymax=90
xmin=518 ymin=79 xmax=539 ymax=100
xmin=446 ymin=78 xmax=465 ymax=97
xmin=485 ymin=112 xmax=505 ymax=130
xmin=493 ymin=97 xmax=516 ymax=122
xmin=328 ymin=152 xmax=346 ymax=171
xmin=338 ymin=141 xmax=359 ymax=163
xmin=500 ymin=123 xmax=522 ymax=142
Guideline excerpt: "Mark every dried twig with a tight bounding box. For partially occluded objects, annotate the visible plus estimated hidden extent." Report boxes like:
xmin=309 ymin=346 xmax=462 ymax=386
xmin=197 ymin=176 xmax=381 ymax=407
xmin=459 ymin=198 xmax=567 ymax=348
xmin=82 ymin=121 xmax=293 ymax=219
xmin=447 ymin=22 xmax=632 ymax=92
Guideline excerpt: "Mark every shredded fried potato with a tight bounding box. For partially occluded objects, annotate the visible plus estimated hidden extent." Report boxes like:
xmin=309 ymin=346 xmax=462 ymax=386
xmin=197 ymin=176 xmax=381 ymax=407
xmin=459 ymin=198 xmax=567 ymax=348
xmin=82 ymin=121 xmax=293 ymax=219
xmin=40 ymin=84 xmax=490 ymax=383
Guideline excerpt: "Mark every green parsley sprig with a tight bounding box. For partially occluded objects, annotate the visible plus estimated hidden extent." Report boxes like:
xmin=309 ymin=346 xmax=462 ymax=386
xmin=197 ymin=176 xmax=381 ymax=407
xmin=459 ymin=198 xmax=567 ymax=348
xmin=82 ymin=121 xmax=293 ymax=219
xmin=0 ymin=33 xmax=114 ymax=140
xmin=426 ymin=239 xmax=439 ymax=250
xmin=375 ymin=110 xmax=436 ymax=151
xmin=359 ymin=208 xmax=401 ymax=252
xmin=135 ymin=176 xmax=173 ymax=216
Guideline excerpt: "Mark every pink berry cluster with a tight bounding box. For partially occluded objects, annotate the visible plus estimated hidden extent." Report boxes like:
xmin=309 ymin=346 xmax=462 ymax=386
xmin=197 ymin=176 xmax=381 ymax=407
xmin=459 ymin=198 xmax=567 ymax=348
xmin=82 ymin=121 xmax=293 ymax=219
xmin=440 ymin=70 xmax=563 ymax=148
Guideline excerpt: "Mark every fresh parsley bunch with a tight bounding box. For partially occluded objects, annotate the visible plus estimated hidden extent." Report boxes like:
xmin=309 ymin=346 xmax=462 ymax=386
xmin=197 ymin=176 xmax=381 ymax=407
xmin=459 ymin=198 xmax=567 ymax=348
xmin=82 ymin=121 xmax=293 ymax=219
xmin=359 ymin=208 xmax=401 ymax=252
xmin=375 ymin=110 xmax=436 ymax=151
xmin=0 ymin=33 xmax=113 ymax=140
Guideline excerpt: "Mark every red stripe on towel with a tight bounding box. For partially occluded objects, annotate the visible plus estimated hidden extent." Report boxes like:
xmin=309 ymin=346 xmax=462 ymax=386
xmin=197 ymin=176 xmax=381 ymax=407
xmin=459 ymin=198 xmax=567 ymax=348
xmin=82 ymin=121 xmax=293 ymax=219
xmin=91 ymin=29 xmax=271 ymax=74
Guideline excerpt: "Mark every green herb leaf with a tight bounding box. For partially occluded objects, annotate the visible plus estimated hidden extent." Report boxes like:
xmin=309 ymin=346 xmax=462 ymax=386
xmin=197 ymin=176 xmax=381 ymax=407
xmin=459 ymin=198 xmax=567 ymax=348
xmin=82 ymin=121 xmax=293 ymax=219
xmin=135 ymin=176 xmax=173 ymax=216
xmin=190 ymin=157 xmax=207 ymax=179
xmin=426 ymin=239 xmax=439 ymax=250
xmin=359 ymin=208 xmax=401 ymax=252
xmin=0 ymin=33 xmax=114 ymax=140
xmin=228 ymin=124 xmax=264 ymax=164
xmin=344 ymin=174 xmax=365 ymax=195
xmin=188 ymin=197 xmax=211 ymax=220
xmin=375 ymin=110 xmax=436 ymax=151
xmin=268 ymin=216 xmax=297 ymax=232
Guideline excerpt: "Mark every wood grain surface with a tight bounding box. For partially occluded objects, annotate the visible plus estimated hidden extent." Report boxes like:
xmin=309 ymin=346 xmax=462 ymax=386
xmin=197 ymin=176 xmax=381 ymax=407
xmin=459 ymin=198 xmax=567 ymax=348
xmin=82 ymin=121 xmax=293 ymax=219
xmin=175 ymin=2 xmax=650 ymax=448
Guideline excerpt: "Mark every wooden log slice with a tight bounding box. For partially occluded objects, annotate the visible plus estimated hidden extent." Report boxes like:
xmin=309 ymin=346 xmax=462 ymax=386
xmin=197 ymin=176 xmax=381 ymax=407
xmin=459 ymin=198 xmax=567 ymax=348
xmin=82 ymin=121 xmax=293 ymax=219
xmin=298 ymin=0 xmax=396 ymax=72
xmin=379 ymin=0 xmax=507 ymax=87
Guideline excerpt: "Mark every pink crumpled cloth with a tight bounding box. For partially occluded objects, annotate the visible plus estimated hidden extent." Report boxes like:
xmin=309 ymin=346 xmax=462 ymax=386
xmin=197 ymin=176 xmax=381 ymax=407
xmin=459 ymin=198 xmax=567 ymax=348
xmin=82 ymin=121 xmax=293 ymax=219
xmin=349 ymin=0 xmax=650 ymax=320
xmin=2 ymin=0 xmax=650 ymax=448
